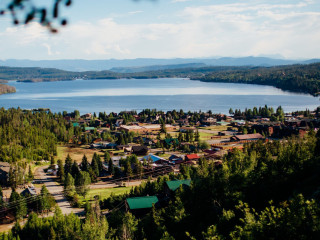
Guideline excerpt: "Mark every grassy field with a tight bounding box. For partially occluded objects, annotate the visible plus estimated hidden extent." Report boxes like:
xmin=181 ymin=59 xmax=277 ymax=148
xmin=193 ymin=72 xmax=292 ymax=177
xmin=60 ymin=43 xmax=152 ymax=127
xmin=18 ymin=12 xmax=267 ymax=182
xmin=199 ymin=132 xmax=214 ymax=140
xmin=56 ymin=145 xmax=104 ymax=163
xmin=79 ymin=187 xmax=131 ymax=203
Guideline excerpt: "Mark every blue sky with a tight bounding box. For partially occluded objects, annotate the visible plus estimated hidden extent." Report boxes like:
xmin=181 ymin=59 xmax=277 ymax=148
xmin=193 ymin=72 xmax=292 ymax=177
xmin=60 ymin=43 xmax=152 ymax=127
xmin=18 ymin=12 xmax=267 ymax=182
xmin=0 ymin=0 xmax=319 ymax=60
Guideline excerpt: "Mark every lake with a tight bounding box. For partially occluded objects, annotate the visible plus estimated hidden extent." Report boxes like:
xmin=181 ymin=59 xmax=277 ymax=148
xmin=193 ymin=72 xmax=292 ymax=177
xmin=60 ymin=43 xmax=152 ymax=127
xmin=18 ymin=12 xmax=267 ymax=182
xmin=0 ymin=78 xmax=319 ymax=114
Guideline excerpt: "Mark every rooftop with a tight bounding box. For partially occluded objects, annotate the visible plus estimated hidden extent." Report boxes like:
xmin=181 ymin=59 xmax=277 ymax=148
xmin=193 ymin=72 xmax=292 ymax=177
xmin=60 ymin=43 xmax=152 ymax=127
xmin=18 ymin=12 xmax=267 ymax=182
xmin=166 ymin=179 xmax=191 ymax=191
xmin=126 ymin=196 xmax=159 ymax=210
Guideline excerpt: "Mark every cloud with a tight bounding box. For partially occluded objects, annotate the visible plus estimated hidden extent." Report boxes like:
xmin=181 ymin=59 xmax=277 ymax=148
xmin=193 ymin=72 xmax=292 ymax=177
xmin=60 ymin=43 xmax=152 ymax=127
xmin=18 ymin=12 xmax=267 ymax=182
xmin=0 ymin=0 xmax=319 ymax=60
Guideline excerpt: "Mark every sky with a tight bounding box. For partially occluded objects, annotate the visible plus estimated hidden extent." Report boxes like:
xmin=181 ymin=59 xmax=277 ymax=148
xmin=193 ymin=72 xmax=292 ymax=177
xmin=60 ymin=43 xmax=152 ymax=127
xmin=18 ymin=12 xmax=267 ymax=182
xmin=0 ymin=0 xmax=319 ymax=60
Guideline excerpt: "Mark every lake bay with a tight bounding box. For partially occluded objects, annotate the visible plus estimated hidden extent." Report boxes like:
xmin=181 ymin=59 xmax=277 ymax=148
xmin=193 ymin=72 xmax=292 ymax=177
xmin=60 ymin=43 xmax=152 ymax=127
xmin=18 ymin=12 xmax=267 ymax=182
xmin=1 ymin=78 xmax=319 ymax=114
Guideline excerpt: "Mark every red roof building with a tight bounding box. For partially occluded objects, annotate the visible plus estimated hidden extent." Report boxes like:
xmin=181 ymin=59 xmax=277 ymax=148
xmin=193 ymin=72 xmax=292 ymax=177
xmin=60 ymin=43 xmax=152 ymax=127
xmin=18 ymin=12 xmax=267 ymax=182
xmin=185 ymin=154 xmax=200 ymax=161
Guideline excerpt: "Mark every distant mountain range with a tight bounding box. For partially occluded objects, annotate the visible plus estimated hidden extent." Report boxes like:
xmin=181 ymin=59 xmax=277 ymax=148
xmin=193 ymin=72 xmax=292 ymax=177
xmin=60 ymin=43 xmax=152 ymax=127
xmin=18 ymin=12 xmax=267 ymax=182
xmin=0 ymin=57 xmax=319 ymax=72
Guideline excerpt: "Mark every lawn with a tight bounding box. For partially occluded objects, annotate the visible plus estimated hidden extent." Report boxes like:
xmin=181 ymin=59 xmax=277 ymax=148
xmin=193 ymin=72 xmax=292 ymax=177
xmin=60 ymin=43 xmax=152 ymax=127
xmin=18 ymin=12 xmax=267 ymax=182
xmin=80 ymin=187 xmax=131 ymax=203
xmin=199 ymin=132 xmax=214 ymax=140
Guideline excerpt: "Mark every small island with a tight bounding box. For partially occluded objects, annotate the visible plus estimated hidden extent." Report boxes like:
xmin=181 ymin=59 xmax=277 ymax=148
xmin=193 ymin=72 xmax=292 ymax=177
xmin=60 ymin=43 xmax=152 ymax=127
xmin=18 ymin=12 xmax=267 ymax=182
xmin=0 ymin=83 xmax=16 ymax=95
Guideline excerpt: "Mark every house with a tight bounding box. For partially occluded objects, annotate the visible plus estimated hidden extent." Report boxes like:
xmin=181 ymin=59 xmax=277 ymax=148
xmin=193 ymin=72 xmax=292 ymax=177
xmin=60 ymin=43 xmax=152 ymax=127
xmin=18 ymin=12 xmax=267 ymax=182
xmin=180 ymin=126 xmax=196 ymax=133
xmin=131 ymin=146 xmax=148 ymax=156
xmin=169 ymin=155 xmax=183 ymax=161
xmin=230 ymin=133 xmax=264 ymax=142
xmin=0 ymin=162 xmax=10 ymax=185
xmin=216 ymin=121 xmax=230 ymax=126
xmin=164 ymin=138 xmax=179 ymax=148
xmin=115 ymin=119 xmax=124 ymax=127
xmin=202 ymin=117 xmax=217 ymax=126
xmin=142 ymin=154 xmax=168 ymax=165
xmin=116 ymin=145 xmax=132 ymax=152
xmin=81 ymin=113 xmax=92 ymax=119
xmin=21 ymin=186 xmax=37 ymax=197
xmin=165 ymin=179 xmax=191 ymax=194
xmin=126 ymin=196 xmax=159 ymax=214
xmin=185 ymin=154 xmax=200 ymax=161
xmin=85 ymin=127 xmax=95 ymax=132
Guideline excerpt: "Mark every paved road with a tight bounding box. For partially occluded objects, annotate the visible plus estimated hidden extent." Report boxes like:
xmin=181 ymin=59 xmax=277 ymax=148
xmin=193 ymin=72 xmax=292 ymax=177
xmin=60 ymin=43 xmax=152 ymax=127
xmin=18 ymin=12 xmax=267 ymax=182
xmin=35 ymin=166 xmax=84 ymax=216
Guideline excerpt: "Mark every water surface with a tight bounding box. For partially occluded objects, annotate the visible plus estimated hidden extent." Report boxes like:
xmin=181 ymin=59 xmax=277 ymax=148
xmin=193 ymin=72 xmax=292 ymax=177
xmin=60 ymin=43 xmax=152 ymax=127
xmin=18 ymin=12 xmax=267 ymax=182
xmin=1 ymin=78 xmax=319 ymax=114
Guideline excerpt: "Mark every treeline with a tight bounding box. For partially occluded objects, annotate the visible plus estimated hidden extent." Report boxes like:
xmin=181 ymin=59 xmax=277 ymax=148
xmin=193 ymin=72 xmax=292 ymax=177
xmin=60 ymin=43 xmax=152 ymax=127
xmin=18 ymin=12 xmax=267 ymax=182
xmin=230 ymin=105 xmax=285 ymax=121
xmin=198 ymin=63 xmax=320 ymax=96
xmin=0 ymin=108 xmax=73 ymax=162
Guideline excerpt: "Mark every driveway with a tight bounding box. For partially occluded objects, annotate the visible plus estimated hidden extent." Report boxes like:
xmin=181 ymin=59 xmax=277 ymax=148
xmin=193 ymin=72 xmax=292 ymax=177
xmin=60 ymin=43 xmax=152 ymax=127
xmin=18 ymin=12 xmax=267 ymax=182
xmin=34 ymin=166 xmax=84 ymax=216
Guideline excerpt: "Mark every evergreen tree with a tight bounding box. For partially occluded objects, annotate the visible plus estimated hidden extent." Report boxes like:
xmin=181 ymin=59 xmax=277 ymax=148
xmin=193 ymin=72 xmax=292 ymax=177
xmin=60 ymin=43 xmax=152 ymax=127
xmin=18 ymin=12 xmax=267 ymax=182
xmin=104 ymin=151 xmax=111 ymax=163
xmin=64 ymin=154 xmax=72 ymax=176
xmin=71 ymin=161 xmax=80 ymax=179
xmin=80 ymin=154 xmax=89 ymax=172
xmin=108 ymin=159 xmax=114 ymax=176
xmin=27 ymin=166 xmax=33 ymax=182
xmin=64 ymin=173 xmax=75 ymax=196
xmin=91 ymin=153 xmax=100 ymax=177
xmin=57 ymin=159 xmax=65 ymax=182
xmin=76 ymin=171 xmax=91 ymax=197
xmin=39 ymin=185 xmax=52 ymax=213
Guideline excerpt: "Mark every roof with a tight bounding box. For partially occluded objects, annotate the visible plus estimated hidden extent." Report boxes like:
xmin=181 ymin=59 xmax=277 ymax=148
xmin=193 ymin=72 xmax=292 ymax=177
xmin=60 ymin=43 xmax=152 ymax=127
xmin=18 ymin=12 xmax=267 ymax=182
xmin=85 ymin=127 xmax=95 ymax=131
xmin=164 ymin=138 xmax=179 ymax=145
xmin=0 ymin=162 xmax=10 ymax=173
xmin=21 ymin=186 xmax=37 ymax=196
xmin=126 ymin=196 xmax=159 ymax=210
xmin=234 ymin=133 xmax=264 ymax=140
xmin=185 ymin=154 xmax=200 ymax=160
xmin=166 ymin=179 xmax=191 ymax=191
xmin=132 ymin=146 xmax=148 ymax=151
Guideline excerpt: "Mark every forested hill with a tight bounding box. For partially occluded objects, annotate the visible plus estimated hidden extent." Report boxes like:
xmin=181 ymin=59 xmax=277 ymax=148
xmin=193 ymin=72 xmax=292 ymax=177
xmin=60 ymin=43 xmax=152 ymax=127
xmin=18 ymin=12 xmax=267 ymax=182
xmin=0 ymin=63 xmax=320 ymax=95
xmin=196 ymin=63 xmax=320 ymax=96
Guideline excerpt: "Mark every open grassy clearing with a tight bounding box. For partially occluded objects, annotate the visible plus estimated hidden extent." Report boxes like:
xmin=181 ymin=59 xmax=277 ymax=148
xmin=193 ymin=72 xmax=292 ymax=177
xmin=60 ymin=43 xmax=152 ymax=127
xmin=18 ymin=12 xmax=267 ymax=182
xmin=199 ymin=132 xmax=214 ymax=140
xmin=56 ymin=145 xmax=104 ymax=163
xmin=79 ymin=187 xmax=131 ymax=203
xmin=198 ymin=125 xmax=232 ymax=131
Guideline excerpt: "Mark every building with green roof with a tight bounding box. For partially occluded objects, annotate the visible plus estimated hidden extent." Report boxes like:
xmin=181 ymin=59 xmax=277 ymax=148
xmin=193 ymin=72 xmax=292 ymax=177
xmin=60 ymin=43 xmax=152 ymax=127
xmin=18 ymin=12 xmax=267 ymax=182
xmin=165 ymin=179 xmax=191 ymax=192
xmin=126 ymin=196 xmax=159 ymax=210
xmin=85 ymin=127 xmax=95 ymax=131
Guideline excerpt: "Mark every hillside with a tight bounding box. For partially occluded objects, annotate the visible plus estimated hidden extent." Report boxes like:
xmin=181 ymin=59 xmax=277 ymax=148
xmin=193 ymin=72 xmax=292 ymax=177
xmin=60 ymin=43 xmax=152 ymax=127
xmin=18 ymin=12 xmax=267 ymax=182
xmin=1 ymin=57 xmax=318 ymax=72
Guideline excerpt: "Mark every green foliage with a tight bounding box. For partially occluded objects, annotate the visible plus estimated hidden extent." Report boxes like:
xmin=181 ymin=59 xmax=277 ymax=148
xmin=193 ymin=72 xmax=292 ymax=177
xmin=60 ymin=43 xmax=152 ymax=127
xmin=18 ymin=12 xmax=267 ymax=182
xmin=0 ymin=108 xmax=70 ymax=163
xmin=75 ymin=171 xmax=91 ymax=197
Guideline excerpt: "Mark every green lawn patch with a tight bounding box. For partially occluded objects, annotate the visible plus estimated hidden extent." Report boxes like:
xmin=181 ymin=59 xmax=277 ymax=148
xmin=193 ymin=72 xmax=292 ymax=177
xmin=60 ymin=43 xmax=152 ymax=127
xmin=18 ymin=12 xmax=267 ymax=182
xmin=80 ymin=186 xmax=131 ymax=203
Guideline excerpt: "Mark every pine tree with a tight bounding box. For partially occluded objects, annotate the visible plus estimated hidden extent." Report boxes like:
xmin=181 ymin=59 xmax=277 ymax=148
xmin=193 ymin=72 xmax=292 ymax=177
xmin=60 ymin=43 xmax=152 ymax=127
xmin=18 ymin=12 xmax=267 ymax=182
xmin=81 ymin=154 xmax=89 ymax=172
xmin=64 ymin=173 xmax=75 ymax=196
xmin=91 ymin=156 xmax=99 ymax=177
xmin=27 ymin=166 xmax=33 ymax=182
xmin=39 ymin=185 xmax=51 ymax=213
xmin=104 ymin=151 xmax=111 ymax=163
xmin=64 ymin=154 xmax=73 ymax=175
xmin=108 ymin=159 xmax=114 ymax=176
xmin=76 ymin=171 xmax=91 ymax=197
xmin=57 ymin=159 xmax=65 ymax=182
xmin=71 ymin=161 xmax=80 ymax=179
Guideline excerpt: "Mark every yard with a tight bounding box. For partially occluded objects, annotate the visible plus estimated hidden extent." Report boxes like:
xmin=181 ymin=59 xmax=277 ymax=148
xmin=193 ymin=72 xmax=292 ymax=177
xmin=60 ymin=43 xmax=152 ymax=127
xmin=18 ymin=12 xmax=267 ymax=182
xmin=79 ymin=186 xmax=131 ymax=204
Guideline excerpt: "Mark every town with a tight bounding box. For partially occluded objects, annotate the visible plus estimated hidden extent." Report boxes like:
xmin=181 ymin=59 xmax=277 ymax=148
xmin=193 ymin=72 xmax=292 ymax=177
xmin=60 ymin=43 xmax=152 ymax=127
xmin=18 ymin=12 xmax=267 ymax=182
xmin=0 ymin=106 xmax=319 ymax=227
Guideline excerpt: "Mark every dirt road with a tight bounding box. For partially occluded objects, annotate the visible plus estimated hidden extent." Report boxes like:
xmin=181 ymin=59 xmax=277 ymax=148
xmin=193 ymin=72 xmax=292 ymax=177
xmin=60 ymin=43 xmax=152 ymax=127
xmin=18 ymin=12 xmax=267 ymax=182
xmin=34 ymin=166 xmax=84 ymax=216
